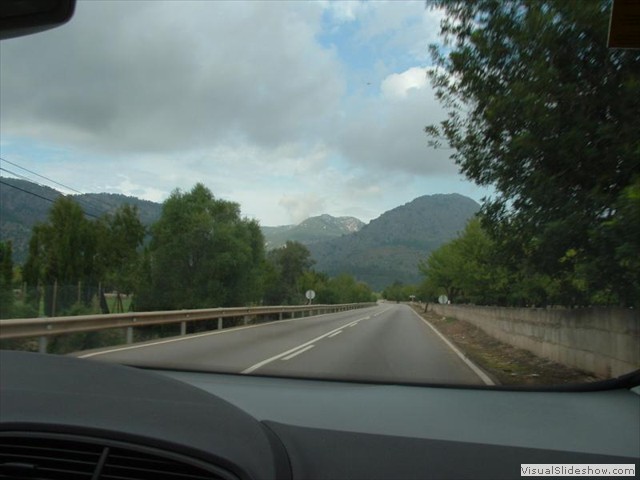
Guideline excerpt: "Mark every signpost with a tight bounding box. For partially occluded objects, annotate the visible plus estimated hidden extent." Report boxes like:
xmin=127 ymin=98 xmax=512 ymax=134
xmin=305 ymin=289 xmax=316 ymax=304
xmin=438 ymin=295 xmax=448 ymax=305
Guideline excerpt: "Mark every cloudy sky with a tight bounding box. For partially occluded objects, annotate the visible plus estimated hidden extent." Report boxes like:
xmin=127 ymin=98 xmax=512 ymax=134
xmin=0 ymin=0 xmax=487 ymax=226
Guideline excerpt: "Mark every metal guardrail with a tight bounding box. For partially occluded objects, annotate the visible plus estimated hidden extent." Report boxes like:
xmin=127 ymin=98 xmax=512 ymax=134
xmin=0 ymin=303 xmax=376 ymax=353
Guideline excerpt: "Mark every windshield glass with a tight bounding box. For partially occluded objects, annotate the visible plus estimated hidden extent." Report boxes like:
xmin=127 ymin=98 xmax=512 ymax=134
xmin=1 ymin=0 xmax=638 ymax=388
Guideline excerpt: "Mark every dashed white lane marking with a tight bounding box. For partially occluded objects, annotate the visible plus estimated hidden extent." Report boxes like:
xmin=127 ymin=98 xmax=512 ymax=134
xmin=282 ymin=345 xmax=315 ymax=361
xmin=78 ymin=309 xmax=378 ymax=359
xmin=241 ymin=316 xmax=370 ymax=374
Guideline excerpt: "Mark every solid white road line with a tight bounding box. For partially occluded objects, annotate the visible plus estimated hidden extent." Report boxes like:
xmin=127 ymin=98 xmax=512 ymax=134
xmin=282 ymin=345 xmax=315 ymax=361
xmin=410 ymin=308 xmax=495 ymax=386
xmin=240 ymin=316 xmax=371 ymax=374
xmin=77 ymin=325 xmax=263 ymax=359
xmin=328 ymin=331 xmax=343 ymax=338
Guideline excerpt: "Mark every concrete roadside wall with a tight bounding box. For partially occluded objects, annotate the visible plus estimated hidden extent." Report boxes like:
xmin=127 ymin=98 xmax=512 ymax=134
xmin=428 ymin=304 xmax=639 ymax=378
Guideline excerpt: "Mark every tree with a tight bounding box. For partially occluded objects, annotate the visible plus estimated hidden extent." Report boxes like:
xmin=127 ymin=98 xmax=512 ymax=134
xmin=95 ymin=204 xmax=146 ymax=294
xmin=419 ymin=219 xmax=508 ymax=305
xmin=426 ymin=0 xmax=640 ymax=306
xmin=326 ymin=273 xmax=376 ymax=304
xmin=382 ymin=281 xmax=418 ymax=303
xmin=137 ymin=183 xmax=266 ymax=310
xmin=297 ymin=270 xmax=376 ymax=305
xmin=264 ymin=241 xmax=314 ymax=305
xmin=23 ymin=197 xmax=98 ymax=315
xmin=298 ymin=270 xmax=332 ymax=303
xmin=420 ymin=218 xmax=567 ymax=306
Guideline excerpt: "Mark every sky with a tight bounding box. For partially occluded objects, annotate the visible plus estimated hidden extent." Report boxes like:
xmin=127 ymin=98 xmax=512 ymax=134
xmin=0 ymin=0 xmax=488 ymax=226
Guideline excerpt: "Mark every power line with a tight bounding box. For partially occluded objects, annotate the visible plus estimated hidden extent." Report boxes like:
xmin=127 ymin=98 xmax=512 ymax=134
xmin=0 ymin=167 xmax=60 ymax=195
xmin=0 ymin=167 xmax=104 ymax=215
xmin=0 ymin=179 xmax=101 ymax=219
xmin=0 ymin=156 xmax=111 ymax=216
xmin=1 ymin=156 xmax=86 ymax=196
xmin=0 ymin=179 xmax=58 ymax=205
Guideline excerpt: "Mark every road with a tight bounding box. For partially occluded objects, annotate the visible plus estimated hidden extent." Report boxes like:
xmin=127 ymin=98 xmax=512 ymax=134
xmin=80 ymin=303 xmax=488 ymax=385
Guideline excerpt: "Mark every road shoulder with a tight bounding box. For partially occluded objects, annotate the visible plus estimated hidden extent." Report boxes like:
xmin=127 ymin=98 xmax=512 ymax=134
xmin=410 ymin=305 xmax=599 ymax=386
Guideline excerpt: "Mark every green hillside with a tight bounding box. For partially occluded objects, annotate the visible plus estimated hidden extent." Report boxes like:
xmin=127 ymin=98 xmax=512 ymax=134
xmin=308 ymin=194 xmax=480 ymax=291
xmin=1 ymin=178 xmax=478 ymax=291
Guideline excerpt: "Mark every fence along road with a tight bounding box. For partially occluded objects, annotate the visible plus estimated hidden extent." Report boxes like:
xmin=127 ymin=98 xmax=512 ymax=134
xmin=0 ymin=303 xmax=372 ymax=353
xmin=75 ymin=303 xmax=490 ymax=385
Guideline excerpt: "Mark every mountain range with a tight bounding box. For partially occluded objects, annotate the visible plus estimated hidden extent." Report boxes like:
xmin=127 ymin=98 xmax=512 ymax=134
xmin=262 ymin=214 xmax=364 ymax=249
xmin=307 ymin=194 xmax=480 ymax=290
xmin=1 ymin=177 xmax=479 ymax=289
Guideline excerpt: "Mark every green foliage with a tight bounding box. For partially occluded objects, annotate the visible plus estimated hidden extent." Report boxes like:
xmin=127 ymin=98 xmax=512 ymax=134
xmin=298 ymin=270 xmax=376 ymax=305
xmin=264 ymin=241 xmax=315 ymax=305
xmin=382 ymin=281 xmax=418 ymax=303
xmin=23 ymin=197 xmax=97 ymax=314
xmin=136 ymin=183 xmax=266 ymax=310
xmin=13 ymin=183 xmax=378 ymax=316
xmin=0 ymin=177 xmax=163 ymax=265
xmin=419 ymin=219 xmax=509 ymax=304
xmin=324 ymin=273 xmax=376 ymax=304
xmin=426 ymin=0 xmax=640 ymax=307
xmin=419 ymin=217 xmax=634 ymax=307
xmin=263 ymin=243 xmax=375 ymax=305
xmin=20 ymin=196 xmax=146 ymax=316
xmin=95 ymin=204 xmax=146 ymax=293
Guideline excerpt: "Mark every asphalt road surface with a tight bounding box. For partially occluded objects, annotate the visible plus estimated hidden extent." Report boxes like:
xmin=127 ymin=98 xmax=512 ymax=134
xmin=80 ymin=303 xmax=488 ymax=385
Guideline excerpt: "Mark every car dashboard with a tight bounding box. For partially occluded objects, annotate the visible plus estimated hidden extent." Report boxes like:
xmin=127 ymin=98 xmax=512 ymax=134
xmin=1 ymin=350 xmax=639 ymax=480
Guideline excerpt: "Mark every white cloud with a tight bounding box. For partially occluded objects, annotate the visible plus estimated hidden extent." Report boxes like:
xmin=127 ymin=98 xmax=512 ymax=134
xmin=0 ymin=1 xmax=343 ymax=154
xmin=279 ymin=193 xmax=327 ymax=224
xmin=105 ymin=176 xmax=167 ymax=204
xmin=0 ymin=1 xmax=484 ymax=227
xmin=381 ymin=67 xmax=429 ymax=99
xmin=335 ymin=65 xmax=455 ymax=177
xmin=353 ymin=1 xmax=442 ymax=62
xmin=320 ymin=0 xmax=366 ymax=23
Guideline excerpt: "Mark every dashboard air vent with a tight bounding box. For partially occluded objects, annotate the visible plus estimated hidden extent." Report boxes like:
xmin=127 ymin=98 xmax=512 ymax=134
xmin=0 ymin=434 xmax=235 ymax=480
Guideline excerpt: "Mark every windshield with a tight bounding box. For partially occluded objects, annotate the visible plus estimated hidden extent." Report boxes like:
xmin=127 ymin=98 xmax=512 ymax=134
xmin=0 ymin=0 xmax=638 ymax=389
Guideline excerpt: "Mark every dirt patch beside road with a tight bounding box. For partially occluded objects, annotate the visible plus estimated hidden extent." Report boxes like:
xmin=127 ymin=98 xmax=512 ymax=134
xmin=412 ymin=305 xmax=600 ymax=386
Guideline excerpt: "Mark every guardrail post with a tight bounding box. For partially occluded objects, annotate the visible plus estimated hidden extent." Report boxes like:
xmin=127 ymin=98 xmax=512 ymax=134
xmin=38 ymin=336 xmax=47 ymax=354
xmin=1 ymin=303 xmax=373 ymax=348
